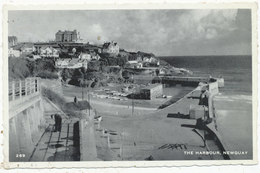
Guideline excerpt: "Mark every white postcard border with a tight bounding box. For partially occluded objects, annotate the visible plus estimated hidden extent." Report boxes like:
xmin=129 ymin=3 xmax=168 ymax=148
xmin=2 ymin=1 xmax=258 ymax=168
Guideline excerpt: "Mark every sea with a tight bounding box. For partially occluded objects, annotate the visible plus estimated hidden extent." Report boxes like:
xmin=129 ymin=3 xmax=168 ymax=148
xmin=159 ymin=55 xmax=252 ymax=96
xmin=159 ymin=55 xmax=253 ymax=159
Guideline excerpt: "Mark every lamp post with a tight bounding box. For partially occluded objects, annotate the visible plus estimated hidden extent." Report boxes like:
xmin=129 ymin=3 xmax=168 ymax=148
xmin=81 ymin=73 xmax=84 ymax=100
xmin=88 ymin=89 xmax=90 ymax=117
xmin=131 ymin=86 xmax=135 ymax=117
xmin=132 ymin=94 xmax=134 ymax=116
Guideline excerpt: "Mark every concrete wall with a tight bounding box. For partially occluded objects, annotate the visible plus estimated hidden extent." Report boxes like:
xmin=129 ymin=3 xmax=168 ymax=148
xmin=208 ymin=82 xmax=219 ymax=95
xmin=9 ymin=99 xmax=45 ymax=162
xmin=140 ymin=84 xmax=163 ymax=100
xmin=150 ymin=84 xmax=163 ymax=99
xmin=79 ymin=112 xmax=97 ymax=161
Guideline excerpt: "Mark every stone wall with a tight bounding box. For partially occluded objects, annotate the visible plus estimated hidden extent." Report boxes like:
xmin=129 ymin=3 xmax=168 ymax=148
xmin=9 ymin=99 xmax=45 ymax=162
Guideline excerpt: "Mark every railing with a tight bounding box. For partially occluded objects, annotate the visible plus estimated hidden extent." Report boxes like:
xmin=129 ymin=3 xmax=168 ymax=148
xmin=9 ymin=77 xmax=41 ymax=102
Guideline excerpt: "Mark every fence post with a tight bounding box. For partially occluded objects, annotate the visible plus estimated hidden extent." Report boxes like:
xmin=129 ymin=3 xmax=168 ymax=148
xmin=37 ymin=78 xmax=40 ymax=93
xmin=25 ymin=79 xmax=28 ymax=96
xmin=107 ymin=134 xmax=110 ymax=149
xmin=32 ymin=78 xmax=34 ymax=93
xmin=19 ymin=80 xmax=22 ymax=99
xmin=12 ymin=81 xmax=15 ymax=101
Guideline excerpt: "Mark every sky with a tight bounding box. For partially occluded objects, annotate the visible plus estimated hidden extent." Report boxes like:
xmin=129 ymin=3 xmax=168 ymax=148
xmin=8 ymin=9 xmax=251 ymax=56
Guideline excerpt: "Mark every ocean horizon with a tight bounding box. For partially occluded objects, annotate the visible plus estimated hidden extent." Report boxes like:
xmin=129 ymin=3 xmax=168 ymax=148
xmin=158 ymin=55 xmax=252 ymax=96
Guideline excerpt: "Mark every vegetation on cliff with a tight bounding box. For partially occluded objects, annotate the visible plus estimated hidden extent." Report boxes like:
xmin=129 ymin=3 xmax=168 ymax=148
xmin=9 ymin=57 xmax=58 ymax=80
xmin=41 ymin=87 xmax=91 ymax=118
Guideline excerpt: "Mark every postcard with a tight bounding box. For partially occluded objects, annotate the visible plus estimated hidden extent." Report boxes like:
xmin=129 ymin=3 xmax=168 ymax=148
xmin=2 ymin=1 xmax=258 ymax=168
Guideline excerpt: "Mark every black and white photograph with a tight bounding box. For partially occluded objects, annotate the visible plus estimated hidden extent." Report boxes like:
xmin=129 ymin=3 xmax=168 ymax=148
xmin=3 ymin=3 xmax=257 ymax=167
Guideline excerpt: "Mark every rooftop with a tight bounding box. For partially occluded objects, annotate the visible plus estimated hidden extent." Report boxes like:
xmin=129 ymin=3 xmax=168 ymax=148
xmin=142 ymin=83 xmax=162 ymax=90
xmin=56 ymin=30 xmax=77 ymax=34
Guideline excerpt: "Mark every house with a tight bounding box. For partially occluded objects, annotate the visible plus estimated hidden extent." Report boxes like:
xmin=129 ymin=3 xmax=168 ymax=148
xmin=67 ymin=59 xmax=88 ymax=69
xmin=81 ymin=60 xmax=88 ymax=68
xmin=55 ymin=30 xmax=78 ymax=42
xmin=32 ymin=55 xmax=41 ymax=60
xmin=102 ymin=41 xmax=119 ymax=55
xmin=78 ymin=52 xmax=100 ymax=61
xmin=55 ymin=59 xmax=70 ymax=68
xmin=8 ymin=48 xmax=21 ymax=57
xmin=159 ymin=68 xmax=167 ymax=75
xmin=56 ymin=58 xmax=88 ymax=69
xmin=142 ymin=56 xmax=160 ymax=67
xmin=68 ymin=59 xmax=82 ymax=69
xmin=40 ymin=46 xmax=59 ymax=57
xmin=126 ymin=60 xmax=143 ymax=69
xmin=90 ymin=52 xmax=100 ymax=60
xmin=143 ymin=56 xmax=150 ymax=62
xmin=78 ymin=53 xmax=92 ymax=61
xmin=22 ymin=44 xmax=35 ymax=53
xmin=12 ymin=43 xmax=36 ymax=54
xmin=129 ymin=52 xmax=142 ymax=61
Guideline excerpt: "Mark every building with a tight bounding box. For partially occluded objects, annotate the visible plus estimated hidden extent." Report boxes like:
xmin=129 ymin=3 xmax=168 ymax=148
xmin=159 ymin=68 xmax=167 ymax=75
xmin=79 ymin=53 xmax=92 ymax=61
xmin=12 ymin=43 xmax=36 ymax=54
xmin=55 ymin=30 xmax=78 ymax=42
xmin=8 ymin=36 xmax=18 ymax=47
xmin=8 ymin=48 xmax=21 ymax=57
xmin=55 ymin=58 xmax=88 ymax=69
xmin=55 ymin=59 xmax=70 ymax=68
xmin=40 ymin=46 xmax=59 ymax=57
xmin=78 ymin=52 xmax=100 ymax=61
xmin=140 ymin=84 xmax=163 ymax=100
xmin=126 ymin=60 xmax=143 ymax=69
xmin=142 ymin=56 xmax=160 ymax=67
xmin=102 ymin=41 xmax=119 ymax=54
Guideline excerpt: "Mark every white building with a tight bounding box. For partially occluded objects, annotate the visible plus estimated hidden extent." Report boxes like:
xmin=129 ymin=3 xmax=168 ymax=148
xmin=78 ymin=52 xmax=100 ymax=61
xmin=8 ymin=48 xmax=21 ymax=57
xmin=55 ymin=59 xmax=70 ymax=68
xmin=102 ymin=41 xmax=119 ymax=54
xmin=126 ymin=60 xmax=143 ymax=68
xmin=79 ymin=53 xmax=92 ymax=61
xmin=12 ymin=43 xmax=36 ymax=54
xmin=40 ymin=46 xmax=59 ymax=57
xmin=56 ymin=58 xmax=88 ymax=69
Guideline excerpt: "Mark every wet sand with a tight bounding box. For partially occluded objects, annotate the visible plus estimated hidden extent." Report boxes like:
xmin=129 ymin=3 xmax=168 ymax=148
xmin=213 ymin=95 xmax=252 ymax=160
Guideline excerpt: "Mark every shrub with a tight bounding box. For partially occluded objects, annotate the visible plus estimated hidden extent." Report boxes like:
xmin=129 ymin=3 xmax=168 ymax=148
xmin=36 ymin=71 xmax=59 ymax=79
xmin=8 ymin=57 xmax=58 ymax=80
xmin=88 ymin=60 xmax=100 ymax=72
xmin=9 ymin=57 xmax=31 ymax=80
xmin=41 ymin=87 xmax=91 ymax=118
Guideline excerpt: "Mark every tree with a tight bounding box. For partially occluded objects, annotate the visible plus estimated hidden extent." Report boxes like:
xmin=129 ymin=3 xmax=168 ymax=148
xmin=88 ymin=60 xmax=100 ymax=72
xmin=117 ymin=56 xmax=127 ymax=67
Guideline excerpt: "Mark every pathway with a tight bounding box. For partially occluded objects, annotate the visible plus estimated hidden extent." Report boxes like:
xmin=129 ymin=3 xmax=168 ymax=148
xmin=28 ymin=114 xmax=80 ymax=161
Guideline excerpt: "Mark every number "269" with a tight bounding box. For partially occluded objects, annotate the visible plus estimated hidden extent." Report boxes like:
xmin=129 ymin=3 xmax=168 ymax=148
xmin=16 ymin=154 xmax=25 ymax=158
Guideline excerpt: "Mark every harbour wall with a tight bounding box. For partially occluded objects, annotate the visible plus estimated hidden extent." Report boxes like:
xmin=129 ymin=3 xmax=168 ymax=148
xmin=202 ymin=79 xmax=232 ymax=159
